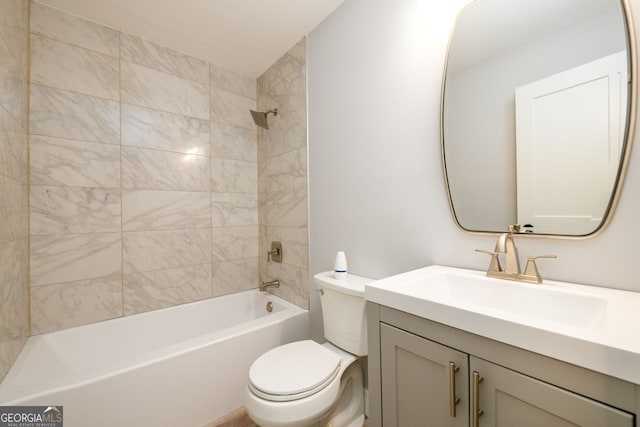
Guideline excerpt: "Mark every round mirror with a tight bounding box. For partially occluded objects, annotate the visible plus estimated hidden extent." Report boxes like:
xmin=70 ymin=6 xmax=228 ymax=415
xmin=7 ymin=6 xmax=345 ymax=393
xmin=442 ymin=0 xmax=636 ymax=236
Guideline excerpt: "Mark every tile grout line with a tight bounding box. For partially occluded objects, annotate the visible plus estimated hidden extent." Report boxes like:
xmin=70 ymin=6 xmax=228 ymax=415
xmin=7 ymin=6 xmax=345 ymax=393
xmin=209 ymin=62 xmax=215 ymax=298
xmin=124 ymin=260 xmax=217 ymax=277
xmin=29 ymin=182 xmax=219 ymax=192
xmin=121 ymin=144 xmax=213 ymax=159
xmin=29 ymin=254 xmax=260 ymax=291
xmin=29 ymin=132 xmax=121 ymax=147
xmin=121 ymin=58 xmax=210 ymax=87
xmin=257 ymin=75 xmax=265 ymax=289
xmin=30 ymin=31 xmax=119 ymax=61
xmin=26 ymin=0 xmax=32 ymax=337
xmin=118 ymin=30 xmax=125 ymax=318
xmin=31 ymin=132 xmax=235 ymax=159
xmin=30 ymin=29 xmax=212 ymax=87
xmin=121 ymin=100 xmax=215 ymax=123
xmin=30 ymin=274 xmax=123 ymax=290
xmin=31 ymin=81 xmax=209 ymax=124
xmin=31 ymin=81 xmax=260 ymax=133
xmin=30 ymin=82 xmax=120 ymax=104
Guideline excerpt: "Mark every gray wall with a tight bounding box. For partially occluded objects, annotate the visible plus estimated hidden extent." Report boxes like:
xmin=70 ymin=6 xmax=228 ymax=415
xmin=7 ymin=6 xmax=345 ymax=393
xmin=308 ymin=0 xmax=640 ymax=339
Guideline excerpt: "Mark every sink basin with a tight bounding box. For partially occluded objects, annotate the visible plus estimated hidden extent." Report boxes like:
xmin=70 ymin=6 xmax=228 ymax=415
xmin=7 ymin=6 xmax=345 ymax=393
xmin=379 ymin=267 xmax=606 ymax=329
xmin=365 ymin=265 xmax=640 ymax=384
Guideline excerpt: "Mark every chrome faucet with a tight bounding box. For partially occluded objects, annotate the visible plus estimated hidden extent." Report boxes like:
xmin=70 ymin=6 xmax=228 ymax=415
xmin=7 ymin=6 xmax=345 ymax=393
xmin=259 ymin=279 xmax=280 ymax=292
xmin=476 ymin=225 xmax=556 ymax=284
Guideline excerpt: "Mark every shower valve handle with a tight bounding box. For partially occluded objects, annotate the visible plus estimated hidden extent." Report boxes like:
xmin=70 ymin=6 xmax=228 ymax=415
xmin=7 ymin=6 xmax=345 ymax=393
xmin=267 ymin=248 xmax=279 ymax=262
xmin=267 ymin=242 xmax=283 ymax=263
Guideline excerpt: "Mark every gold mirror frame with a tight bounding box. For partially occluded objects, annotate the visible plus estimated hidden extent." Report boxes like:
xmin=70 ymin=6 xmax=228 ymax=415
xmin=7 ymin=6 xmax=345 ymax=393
xmin=440 ymin=0 xmax=637 ymax=239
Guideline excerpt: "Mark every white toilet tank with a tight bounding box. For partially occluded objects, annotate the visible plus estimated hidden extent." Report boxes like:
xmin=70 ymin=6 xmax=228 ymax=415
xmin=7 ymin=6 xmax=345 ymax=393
xmin=314 ymin=271 xmax=373 ymax=356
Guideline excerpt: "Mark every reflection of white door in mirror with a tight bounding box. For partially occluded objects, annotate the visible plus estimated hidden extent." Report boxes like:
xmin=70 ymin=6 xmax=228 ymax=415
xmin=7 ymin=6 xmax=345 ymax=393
xmin=515 ymin=51 xmax=627 ymax=235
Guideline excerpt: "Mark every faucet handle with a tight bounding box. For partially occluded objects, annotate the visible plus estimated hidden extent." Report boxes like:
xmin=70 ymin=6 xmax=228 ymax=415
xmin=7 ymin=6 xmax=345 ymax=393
xmin=267 ymin=241 xmax=283 ymax=263
xmin=523 ymin=255 xmax=557 ymax=284
xmin=475 ymin=249 xmax=502 ymax=273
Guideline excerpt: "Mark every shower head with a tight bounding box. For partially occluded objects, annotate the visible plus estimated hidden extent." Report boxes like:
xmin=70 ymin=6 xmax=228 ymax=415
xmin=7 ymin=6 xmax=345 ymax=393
xmin=250 ymin=108 xmax=278 ymax=130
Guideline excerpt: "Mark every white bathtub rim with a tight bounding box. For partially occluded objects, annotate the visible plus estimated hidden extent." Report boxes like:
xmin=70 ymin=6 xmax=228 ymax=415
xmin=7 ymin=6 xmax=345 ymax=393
xmin=30 ymin=288 xmax=301 ymax=339
xmin=0 ymin=291 xmax=307 ymax=405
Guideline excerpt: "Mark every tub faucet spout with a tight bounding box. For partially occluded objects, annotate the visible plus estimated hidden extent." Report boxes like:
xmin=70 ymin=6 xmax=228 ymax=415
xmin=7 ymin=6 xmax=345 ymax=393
xmin=260 ymin=280 xmax=280 ymax=292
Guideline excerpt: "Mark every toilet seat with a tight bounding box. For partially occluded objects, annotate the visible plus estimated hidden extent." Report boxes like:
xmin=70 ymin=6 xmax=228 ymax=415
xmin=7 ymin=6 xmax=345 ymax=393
xmin=245 ymin=342 xmax=360 ymax=427
xmin=248 ymin=340 xmax=341 ymax=402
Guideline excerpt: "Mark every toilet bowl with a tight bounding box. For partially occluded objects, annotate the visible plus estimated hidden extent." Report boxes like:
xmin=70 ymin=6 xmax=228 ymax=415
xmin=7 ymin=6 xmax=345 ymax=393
xmin=245 ymin=341 xmax=364 ymax=427
xmin=245 ymin=271 xmax=372 ymax=427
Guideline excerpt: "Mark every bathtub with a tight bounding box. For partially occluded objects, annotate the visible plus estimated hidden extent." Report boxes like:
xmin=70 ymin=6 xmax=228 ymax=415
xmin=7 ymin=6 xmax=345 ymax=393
xmin=0 ymin=290 xmax=309 ymax=427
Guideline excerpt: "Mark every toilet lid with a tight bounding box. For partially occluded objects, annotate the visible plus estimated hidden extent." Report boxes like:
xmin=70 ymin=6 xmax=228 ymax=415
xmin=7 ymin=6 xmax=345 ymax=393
xmin=249 ymin=340 xmax=341 ymax=400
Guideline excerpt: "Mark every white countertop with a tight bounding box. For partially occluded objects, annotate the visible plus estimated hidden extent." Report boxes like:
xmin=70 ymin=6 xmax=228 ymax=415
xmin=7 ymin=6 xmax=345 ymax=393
xmin=365 ymin=265 xmax=640 ymax=384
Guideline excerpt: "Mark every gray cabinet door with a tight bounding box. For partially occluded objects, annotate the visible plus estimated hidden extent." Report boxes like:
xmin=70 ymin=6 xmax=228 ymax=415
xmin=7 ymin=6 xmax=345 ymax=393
xmin=380 ymin=324 xmax=469 ymax=427
xmin=470 ymin=356 xmax=634 ymax=427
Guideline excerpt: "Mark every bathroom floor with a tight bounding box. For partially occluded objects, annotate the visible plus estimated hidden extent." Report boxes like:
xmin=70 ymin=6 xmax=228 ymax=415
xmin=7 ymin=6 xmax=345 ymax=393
xmin=206 ymin=407 xmax=370 ymax=426
xmin=206 ymin=408 xmax=257 ymax=427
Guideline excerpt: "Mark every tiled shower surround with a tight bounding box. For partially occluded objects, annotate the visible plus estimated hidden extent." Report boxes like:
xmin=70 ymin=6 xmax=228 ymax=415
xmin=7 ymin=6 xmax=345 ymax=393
xmin=0 ymin=0 xmax=29 ymax=381
xmin=258 ymin=39 xmax=309 ymax=309
xmin=27 ymin=1 xmax=308 ymax=334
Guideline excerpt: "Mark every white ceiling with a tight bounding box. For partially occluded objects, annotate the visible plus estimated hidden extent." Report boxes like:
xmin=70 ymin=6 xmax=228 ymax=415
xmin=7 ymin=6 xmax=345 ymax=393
xmin=38 ymin=0 xmax=346 ymax=78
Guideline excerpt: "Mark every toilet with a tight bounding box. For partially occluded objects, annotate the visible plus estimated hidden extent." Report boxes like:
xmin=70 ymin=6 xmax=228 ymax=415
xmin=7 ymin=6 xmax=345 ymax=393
xmin=245 ymin=271 xmax=372 ymax=427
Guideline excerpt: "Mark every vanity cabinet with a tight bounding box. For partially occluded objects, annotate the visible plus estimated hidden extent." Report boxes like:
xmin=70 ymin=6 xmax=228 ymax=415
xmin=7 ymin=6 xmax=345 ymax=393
xmin=368 ymin=303 xmax=639 ymax=427
xmin=380 ymin=324 xmax=469 ymax=426
xmin=471 ymin=357 xmax=632 ymax=427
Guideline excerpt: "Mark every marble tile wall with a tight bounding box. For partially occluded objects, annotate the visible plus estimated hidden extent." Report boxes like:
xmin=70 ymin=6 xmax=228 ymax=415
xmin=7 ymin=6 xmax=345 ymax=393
xmin=0 ymin=0 xmax=29 ymax=380
xmin=29 ymin=1 xmax=259 ymax=333
xmin=210 ymin=63 xmax=259 ymax=297
xmin=258 ymin=38 xmax=309 ymax=309
xmin=29 ymin=2 xmax=122 ymax=333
